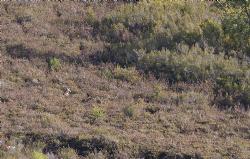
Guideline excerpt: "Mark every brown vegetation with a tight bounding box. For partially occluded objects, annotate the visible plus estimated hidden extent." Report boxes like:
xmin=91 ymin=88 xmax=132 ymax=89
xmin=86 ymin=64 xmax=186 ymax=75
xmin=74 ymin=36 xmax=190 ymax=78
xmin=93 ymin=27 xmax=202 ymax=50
xmin=0 ymin=1 xmax=249 ymax=158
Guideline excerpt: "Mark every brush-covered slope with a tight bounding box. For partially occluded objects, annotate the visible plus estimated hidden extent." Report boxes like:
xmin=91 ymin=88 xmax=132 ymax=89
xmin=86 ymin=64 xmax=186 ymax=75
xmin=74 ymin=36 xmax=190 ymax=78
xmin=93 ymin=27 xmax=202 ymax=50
xmin=0 ymin=1 xmax=249 ymax=159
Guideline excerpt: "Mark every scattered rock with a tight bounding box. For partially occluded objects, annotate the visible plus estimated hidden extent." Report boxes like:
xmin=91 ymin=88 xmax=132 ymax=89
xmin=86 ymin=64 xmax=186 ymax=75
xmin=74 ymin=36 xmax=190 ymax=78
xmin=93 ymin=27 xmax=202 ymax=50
xmin=6 ymin=145 xmax=16 ymax=151
xmin=31 ymin=78 xmax=39 ymax=84
xmin=64 ymin=87 xmax=71 ymax=96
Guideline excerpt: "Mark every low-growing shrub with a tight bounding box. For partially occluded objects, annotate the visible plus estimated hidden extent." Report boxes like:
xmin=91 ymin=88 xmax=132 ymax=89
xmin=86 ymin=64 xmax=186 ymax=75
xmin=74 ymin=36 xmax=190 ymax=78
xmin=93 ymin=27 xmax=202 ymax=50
xmin=99 ymin=68 xmax=113 ymax=79
xmin=48 ymin=57 xmax=61 ymax=71
xmin=148 ymin=84 xmax=166 ymax=102
xmin=58 ymin=148 xmax=78 ymax=159
xmin=113 ymin=66 xmax=140 ymax=84
xmin=123 ymin=105 xmax=134 ymax=118
xmin=85 ymin=6 xmax=97 ymax=25
xmin=90 ymin=106 xmax=106 ymax=122
xmin=93 ymin=42 xmax=139 ymax=66
xmin=31 ymin=150 xmax=47 ymax=159
xmin=139 ymin=48 xmax=243 ymax=83
xmin=145 ymin=105 xmax=160 ymax=114
xmin=173 ymin=31 xmax=201 ymax=47
xmin=214 ymin=74 xmax=250 ymax=109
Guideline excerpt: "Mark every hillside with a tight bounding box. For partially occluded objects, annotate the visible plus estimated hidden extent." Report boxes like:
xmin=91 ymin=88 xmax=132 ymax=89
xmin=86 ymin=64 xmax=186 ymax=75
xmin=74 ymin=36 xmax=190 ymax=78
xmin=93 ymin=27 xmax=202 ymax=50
xmin=0 ymin=1 xmax=249 ymax=159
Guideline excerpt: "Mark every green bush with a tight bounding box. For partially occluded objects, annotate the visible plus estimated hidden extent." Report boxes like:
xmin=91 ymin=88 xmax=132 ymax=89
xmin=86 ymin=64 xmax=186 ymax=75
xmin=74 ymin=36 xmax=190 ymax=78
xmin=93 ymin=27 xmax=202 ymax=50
xmin=99 ymin=68 xmax=113 ymax=79
xmin=106 ymin=42 xmax=139 ymax=66
xmin=32 ymin=150 xmax=47 ymax=159
xmin=90 ymin=106 xmax=105 ymax=121
xmin=48 ymin=57 xmax=61 ymax=71
xmin=222 ymin=11 xmax=250 ymax=57
xmin=215 ymin=0 xmax=250 ymax=58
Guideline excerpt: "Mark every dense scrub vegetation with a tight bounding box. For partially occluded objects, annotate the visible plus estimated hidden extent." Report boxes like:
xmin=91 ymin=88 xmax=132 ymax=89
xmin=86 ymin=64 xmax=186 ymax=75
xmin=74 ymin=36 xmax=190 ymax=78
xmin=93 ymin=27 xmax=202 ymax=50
xmin=90 ymin=0 xmax=250 ymax=109
xmin=0 ymin=0 xmax=249 ymax=159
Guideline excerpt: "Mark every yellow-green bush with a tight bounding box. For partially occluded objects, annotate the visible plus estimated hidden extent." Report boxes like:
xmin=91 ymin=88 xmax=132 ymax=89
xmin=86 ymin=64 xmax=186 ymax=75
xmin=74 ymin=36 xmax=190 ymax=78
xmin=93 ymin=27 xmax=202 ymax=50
xmin=31 ymin=151 xmax=47 ymax=159
xmin=48 ymin=57 xmax=61 ymax=71
xmin=90 ymin=106 xmax=106 ymax=122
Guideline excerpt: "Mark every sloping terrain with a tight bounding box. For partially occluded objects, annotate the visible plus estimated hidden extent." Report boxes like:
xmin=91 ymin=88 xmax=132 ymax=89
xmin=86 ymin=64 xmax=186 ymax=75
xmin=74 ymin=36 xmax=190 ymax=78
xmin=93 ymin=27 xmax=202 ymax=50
xmin=0 ymin=1 xmax=249 ymax=159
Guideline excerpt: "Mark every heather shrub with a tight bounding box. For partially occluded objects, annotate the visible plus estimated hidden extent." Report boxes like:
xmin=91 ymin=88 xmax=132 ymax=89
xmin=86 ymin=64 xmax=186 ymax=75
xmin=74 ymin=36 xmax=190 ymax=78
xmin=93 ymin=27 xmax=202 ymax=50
xmin=16 ymin=15 xmax=32 ymax=24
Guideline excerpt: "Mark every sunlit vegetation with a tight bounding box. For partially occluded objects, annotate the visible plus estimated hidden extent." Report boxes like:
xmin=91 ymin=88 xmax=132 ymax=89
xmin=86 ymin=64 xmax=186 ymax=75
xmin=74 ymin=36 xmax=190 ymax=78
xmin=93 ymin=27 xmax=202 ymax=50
xmin=0 ymin=0 xmax=249 ymax=158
